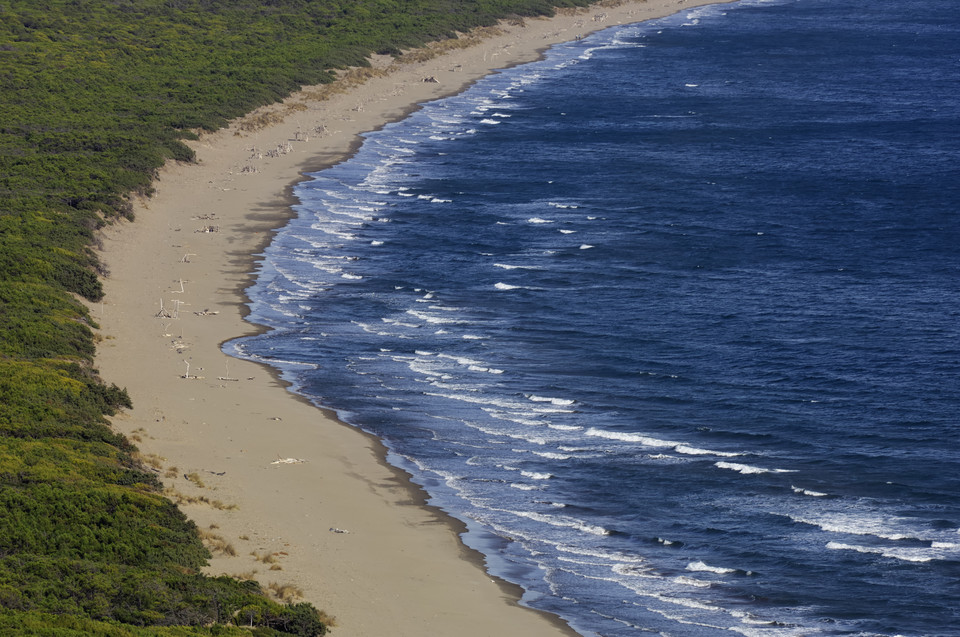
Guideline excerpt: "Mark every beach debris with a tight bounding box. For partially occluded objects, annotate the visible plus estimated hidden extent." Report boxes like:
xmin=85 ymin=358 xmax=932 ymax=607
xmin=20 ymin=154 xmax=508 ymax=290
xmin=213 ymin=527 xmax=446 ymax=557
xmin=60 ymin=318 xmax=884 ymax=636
xmin=194 ymin=308 xmax=219 ymax=316
xmin=240 ymin=164 xmax=259 ymax=173
xmin=181 ymin=360 xmax=203 ymax=380
xmin=271 ymin=457 xmax=307 ymax=465
xmin=180 ymin=253 xmax=196 ymax=263
xmin=329 ymin=527 xmax=349 ymax=534
xmin=172 ymin=278 xmax=187 ymax=293
xmin=195 ymin=224 xmax=220 ymax=233
xmin=218 ymin=361 xmax=238 ymax=381
xmin=158 ymin=299 xmax=184 ymax=319
xmin=422 ymin=75 xmax=439 ymax=83
xmin=265 ymin=141 xmax=294 ymax=158
xmin=269 ymin=417 xmax=282 ymax=421
xmin=155 ymin=298 xmax=174 ymax=318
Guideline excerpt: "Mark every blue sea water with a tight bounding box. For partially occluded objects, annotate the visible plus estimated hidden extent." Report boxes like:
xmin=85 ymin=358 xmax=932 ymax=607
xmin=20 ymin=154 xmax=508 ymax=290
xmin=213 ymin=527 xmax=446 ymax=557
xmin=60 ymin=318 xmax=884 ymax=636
xmin=228 ymin=0 xmax=960 ymax=634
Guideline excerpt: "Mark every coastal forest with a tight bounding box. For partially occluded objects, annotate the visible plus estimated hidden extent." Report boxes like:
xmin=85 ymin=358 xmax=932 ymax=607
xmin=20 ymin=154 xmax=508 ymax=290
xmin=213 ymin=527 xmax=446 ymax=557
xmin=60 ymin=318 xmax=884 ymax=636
xmin=0 ymin=0 xmax=593 ymax=634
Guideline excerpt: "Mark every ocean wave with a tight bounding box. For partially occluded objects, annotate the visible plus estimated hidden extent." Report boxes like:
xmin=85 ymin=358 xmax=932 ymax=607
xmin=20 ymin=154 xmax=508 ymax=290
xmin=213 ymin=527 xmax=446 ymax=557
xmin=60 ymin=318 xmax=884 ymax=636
xmin=521 ymin=470 xmax=553 ymax=480
xmin=672 ymin=575 xmax=713 ymax=588
xmin=503 ymin=509 xmax=611 ymax=536
xmin=825 ymin=541 xmax=948 ymax=564
xmin=527 ymin=394 xmax=575 ymax=406
xmin=493 ymin=262 xmax=543 ymax=270
xmin=530 ymin=451 xmax=572 ymax=460
xmin=715 ymin=461 xmax=795 ymax=475
xmin=791 ymin=485 xmax=829 ymax=497
xmin=405 ymin=309 xmax=465 ymax=325
xmin=686 ymin=560 xmax=736 ymax=575
xmin=778 ymin=508 xmax=955 ymax=545
xmin=586 ymin=427 xmax=743 ymax=459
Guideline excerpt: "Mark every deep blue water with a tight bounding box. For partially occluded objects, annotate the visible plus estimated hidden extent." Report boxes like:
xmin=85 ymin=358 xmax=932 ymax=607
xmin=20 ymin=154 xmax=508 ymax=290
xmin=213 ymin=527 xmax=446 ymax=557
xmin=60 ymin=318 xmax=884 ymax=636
xmin=228 ymin=0 xmax=960 ymax=633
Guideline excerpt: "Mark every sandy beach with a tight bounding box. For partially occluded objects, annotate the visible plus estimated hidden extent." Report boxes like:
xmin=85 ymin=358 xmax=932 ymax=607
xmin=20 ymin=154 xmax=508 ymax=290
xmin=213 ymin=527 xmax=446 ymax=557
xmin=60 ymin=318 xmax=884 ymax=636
xmin=91 ymin=1 xmax=723 ymax=634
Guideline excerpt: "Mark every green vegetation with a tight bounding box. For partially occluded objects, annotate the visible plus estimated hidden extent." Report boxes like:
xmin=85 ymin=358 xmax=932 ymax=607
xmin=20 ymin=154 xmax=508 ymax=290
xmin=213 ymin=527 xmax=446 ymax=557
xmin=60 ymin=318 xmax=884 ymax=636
xmin=1 ymin=0 xmax=598 ymax=633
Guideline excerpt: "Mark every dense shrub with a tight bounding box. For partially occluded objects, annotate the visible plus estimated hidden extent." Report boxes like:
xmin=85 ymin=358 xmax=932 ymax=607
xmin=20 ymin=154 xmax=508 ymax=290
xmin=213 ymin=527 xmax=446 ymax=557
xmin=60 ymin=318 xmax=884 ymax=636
xmin=0 ymin=0 xmax=595 ymax=633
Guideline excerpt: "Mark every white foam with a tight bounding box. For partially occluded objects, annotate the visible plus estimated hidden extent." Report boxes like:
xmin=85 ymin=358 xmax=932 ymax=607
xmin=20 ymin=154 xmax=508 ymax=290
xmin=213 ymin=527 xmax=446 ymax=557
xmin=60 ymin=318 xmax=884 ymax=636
xmin=586 ymin=428 xmax=742 ymax=458
xmin=527 ymin=395 xmax=575 ymax=406
xmin=579 ymin=244 xmax=595 ymax=249
xmin=686 ymin=560 xmax=736 ymax=575
xmin=555 ymin=544 xmax=646 ymax=565
xmin=505 ymin=509 xmax=610 ymax=536
xmin=495 ymin=282 xmax=521 ymax=290
xmin=493 ymin=263 xmax=542 ymax=270
xmin=791 ymin=485 xmax=828 ymax=497
xmin=715 ymin=461 xmax=795 ymax=475
xmin=521 ymin=471 xmax=553 ymax=480
xmin=436 ymin=353 xmax=484 ymax=366
xmin=527 ymin=217 xmax=556 ymax=224
xmin=675 ymin=444 xmax=740 ymax=458
xmin=825 ymin=542 xmax=936 ymax=563
xmin=781 ymin=509 xmax=923 ymax=541
xmin=405 ymin=309 xmax=463 ymax=325
xmin=586 ymin=427 xmax=672 ymax=446
xmin=672 ymin=575 xmax=713 ymax=588
xmin=531 ymin=451 xmax=572 ymax=460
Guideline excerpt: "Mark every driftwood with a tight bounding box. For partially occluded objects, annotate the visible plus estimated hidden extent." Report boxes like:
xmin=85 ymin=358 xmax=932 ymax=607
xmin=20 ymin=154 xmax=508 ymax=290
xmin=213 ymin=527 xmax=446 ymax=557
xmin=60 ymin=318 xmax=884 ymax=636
xmin=155 ymin=298 xmax=173 ymax=318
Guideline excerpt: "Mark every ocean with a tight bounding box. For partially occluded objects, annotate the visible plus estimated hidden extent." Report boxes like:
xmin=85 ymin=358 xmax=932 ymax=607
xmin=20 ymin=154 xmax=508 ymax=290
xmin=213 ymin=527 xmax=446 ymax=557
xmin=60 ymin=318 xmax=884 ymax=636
xmin=227 ymin=0 xmax=960 ymax=634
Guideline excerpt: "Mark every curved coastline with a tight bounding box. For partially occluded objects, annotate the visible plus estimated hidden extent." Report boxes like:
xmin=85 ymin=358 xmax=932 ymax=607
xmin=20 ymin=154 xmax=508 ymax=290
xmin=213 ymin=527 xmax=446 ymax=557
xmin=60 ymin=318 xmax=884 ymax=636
xmin=92 ymin=1 xmax=728 ymax=634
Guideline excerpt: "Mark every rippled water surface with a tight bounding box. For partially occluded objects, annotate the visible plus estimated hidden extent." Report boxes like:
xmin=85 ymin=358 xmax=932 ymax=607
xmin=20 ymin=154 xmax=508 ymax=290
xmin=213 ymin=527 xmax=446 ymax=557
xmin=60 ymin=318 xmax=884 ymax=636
xmin=230 ymin=0 xmax=960 ymax=633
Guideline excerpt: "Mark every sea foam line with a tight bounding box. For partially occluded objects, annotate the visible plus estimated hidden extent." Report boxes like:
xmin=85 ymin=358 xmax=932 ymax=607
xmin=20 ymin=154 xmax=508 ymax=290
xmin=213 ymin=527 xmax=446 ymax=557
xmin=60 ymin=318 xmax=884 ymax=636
xmin=585 ymin=427 xmax=742 ymax=458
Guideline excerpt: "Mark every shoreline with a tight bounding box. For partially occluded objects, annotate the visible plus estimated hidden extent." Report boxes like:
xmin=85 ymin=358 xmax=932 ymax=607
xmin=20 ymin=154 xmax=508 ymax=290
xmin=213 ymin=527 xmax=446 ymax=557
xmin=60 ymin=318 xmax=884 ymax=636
xmin=91 ymin=1 xmax=725 ymax=634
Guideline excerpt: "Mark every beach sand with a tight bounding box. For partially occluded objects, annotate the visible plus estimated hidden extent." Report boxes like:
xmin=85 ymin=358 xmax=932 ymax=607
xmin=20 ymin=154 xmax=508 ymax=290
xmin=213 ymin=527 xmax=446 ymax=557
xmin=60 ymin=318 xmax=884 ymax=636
xmin=91 ymin=1 xmax=722 ymax=634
